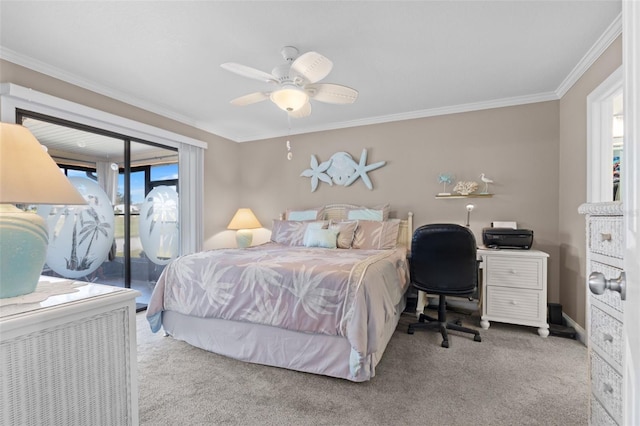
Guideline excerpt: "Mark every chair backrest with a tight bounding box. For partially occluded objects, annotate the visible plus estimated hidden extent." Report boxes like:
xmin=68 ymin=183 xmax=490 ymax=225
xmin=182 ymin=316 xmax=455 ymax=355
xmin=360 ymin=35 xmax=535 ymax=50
xmin=410 ymin=223 xmax=478 ymax=295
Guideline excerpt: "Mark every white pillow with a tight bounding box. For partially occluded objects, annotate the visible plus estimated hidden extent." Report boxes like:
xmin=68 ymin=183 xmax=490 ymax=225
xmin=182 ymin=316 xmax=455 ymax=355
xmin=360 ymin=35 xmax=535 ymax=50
xmin=303 ymin=228 xmax=339 ymax=249
xmin=286 ymin=207 xmax=325 ymax=221
xmin=346 ymin=203 xmax=390 ymax=221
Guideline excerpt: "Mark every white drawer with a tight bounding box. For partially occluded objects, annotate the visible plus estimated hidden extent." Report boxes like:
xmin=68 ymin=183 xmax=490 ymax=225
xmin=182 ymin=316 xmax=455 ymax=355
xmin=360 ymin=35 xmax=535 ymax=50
xmin=590 ymin=305 xmax=623 ymax=369
xmin=486 ymin=286 xmax=543 ymax=322
xmin=591 ymin=352 xmax=623 ymax=424
xmin=590 ymin=261 xmax=624 ymax=314
xmin=485 ymin=257 xmax=542 ymax=290
xmin=591 ymin=395 xmax=618 ymax=426
xmin=589 ymin=217 xmax=624 ymax=259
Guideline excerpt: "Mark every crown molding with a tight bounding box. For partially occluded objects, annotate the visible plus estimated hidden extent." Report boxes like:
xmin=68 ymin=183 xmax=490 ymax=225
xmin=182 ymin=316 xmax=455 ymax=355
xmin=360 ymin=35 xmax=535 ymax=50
xmin=555 ymin=13 xmax=622 ymax=98
xmin=0 ymin=46 xmax=199 ymax=130
xmin=224 ymin=91 xmax=560 ymax=142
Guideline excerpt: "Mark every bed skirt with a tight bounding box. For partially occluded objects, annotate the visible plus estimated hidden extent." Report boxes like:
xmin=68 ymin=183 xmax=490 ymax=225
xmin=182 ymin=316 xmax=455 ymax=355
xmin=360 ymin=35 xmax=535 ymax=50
xmin=161 ymin=297 xmax=406 ymax=382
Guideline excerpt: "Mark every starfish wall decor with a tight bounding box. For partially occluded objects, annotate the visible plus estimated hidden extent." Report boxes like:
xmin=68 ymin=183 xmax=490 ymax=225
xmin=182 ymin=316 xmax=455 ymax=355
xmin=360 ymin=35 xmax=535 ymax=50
xmin=300 ymin=149 xmax=386 ymax=192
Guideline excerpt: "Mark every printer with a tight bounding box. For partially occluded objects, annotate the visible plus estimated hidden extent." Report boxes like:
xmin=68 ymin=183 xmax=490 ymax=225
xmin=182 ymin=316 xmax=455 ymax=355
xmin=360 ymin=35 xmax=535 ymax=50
xmin=482 ymin=228 xmax=534 ymax=249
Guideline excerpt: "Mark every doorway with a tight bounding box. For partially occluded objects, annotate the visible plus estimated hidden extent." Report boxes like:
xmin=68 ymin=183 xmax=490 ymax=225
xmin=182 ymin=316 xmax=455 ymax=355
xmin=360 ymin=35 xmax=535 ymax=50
xmin=17 ymin=111 xmax=179 ymax=310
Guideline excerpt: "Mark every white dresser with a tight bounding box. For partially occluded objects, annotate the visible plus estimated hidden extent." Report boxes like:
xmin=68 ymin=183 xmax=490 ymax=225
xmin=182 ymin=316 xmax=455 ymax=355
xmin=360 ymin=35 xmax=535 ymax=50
xmin=579 ymin=202 xmax=626 ymax=425
xmin=0 ymin=280 xmax=140 ymax=426
xmin=479 ymin=248 xmax=550 ymax=337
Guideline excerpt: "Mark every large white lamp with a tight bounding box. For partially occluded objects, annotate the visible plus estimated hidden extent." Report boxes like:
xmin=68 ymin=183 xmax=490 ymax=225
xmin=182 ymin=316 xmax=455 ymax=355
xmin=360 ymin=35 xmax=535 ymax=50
xmin=0 ymin=123 xmax=86 ymax=298
xmin=270 ymin=86 xmax=309 ymax=112
xmin=227 ymin=208 xmax=262 ymax=248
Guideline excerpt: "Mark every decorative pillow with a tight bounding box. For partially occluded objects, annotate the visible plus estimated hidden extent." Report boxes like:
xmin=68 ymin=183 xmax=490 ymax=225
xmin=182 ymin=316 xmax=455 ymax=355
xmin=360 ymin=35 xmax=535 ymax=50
xmin=303 ymin=228 xmax=339 ymax=249
xmin=285 ymin=206 xmax=325 ymax=221
xmin=352 ymin=219 xmax=401 ymax=250
xmin=346 ymin=203 xmax=390 ymax=221
xmin=329 ymin=220 xmax=358 ymax=249
xmin=271 ymin=220 xmax=328 ymax=246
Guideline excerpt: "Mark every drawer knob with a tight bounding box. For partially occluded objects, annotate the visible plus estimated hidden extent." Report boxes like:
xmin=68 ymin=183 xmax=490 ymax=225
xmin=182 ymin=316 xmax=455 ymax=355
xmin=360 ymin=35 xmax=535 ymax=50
xmin=602 ymin=333 xmax=614 ymax=343
xmin=600 ymin=233 xmax=612 ymax=241
xmin=510 ymin=300 xmax=518 ymax=305
xmin=509 ymin=269 xmax=517 ymax=275
xmin=589 ymin=271 xmax=626 ymax=301
xmin=603 ymin=383 xmax=614 ymax=394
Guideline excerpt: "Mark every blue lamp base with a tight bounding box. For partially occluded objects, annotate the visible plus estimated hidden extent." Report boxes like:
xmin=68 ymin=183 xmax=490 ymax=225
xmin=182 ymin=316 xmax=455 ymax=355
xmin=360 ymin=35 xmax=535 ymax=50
xmin=235 ymin=229 xmax=253 ymax=249
xmin=0 ymin=204 xmax=48 ymax=298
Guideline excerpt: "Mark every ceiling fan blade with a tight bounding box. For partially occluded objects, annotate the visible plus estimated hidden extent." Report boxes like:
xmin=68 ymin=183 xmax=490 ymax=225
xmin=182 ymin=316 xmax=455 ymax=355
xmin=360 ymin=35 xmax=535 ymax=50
xmin=230 ymin=92 xmax=270 ymax=106
xmin=288 ymin=102 xmax=311 ymax=118
xmin=291 ymin=52 xmax=333 ymax=83
xmin=306 ymin=83 xmax=358 ymax=104
xmin=221 ymin=63 xmax=278 ymax=83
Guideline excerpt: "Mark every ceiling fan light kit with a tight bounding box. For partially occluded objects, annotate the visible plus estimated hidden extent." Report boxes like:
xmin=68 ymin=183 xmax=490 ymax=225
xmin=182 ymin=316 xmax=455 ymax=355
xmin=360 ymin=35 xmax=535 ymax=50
xmin=270 ymin=86 xmax=309 ymax=112
xmin=222 ymin=45 xmax=358 ymax=118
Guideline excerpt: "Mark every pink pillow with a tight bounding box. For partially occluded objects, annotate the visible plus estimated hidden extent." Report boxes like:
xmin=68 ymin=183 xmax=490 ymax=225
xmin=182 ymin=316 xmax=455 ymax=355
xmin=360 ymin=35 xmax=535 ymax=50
xmin=329 ymin=220 xmax=358 ymax=249
xmin=352 ymin=219 xmax=400 ymax=249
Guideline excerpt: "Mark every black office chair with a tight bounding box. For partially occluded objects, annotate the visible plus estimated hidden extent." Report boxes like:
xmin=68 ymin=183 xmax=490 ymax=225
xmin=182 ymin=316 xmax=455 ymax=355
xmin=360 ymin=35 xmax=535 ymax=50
xmin=407 ymin=223 xmax=482 ymax=348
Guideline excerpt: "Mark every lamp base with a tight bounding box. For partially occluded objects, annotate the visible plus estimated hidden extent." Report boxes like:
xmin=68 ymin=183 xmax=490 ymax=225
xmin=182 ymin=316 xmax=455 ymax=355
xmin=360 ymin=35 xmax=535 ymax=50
xmin=236 ymin=229 xmax=253 ymax=249
xmin=0 ymin=204 xmax=48 ymax=298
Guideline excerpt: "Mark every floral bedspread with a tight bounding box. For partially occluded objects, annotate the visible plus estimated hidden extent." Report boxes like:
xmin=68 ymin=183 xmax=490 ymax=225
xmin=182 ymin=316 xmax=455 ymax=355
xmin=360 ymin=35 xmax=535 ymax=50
xmin=147 ymin=243 xmax=408 ymax=357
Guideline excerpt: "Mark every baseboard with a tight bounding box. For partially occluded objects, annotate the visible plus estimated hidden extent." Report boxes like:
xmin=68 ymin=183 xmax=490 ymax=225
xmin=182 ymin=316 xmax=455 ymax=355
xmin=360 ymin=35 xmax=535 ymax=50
xmin=562 ymin=313 xmax=587 ymax=345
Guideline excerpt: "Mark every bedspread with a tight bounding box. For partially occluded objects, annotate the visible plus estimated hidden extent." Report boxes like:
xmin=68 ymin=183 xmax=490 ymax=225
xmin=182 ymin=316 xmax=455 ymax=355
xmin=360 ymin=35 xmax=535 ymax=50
xmin=147 ymin=243 xmax=408 ymax=358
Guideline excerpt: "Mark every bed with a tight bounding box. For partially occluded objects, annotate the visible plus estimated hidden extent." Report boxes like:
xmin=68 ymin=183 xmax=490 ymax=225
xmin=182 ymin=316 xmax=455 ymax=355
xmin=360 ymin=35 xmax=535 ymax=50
xmin=146 ymin=204 xmax=413 ymax=382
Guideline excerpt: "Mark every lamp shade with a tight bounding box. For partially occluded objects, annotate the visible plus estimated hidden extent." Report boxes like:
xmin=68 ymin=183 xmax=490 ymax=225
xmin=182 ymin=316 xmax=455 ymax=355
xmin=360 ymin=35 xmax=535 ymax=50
xmin=0 ymin=122 xmax=86 ymax=298
xmin=227 ymin=208 xmax=262 ymax=230
xmin=270 ymin=87 xmax=309 ymax=112
xmin=0 ymin=123 xmax=87 ymax=205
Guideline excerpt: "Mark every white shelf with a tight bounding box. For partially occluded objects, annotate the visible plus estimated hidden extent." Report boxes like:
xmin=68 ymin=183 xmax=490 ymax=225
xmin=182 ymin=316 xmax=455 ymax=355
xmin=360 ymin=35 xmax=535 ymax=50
xmin=435 ymin=193 xmax=493 ymax=199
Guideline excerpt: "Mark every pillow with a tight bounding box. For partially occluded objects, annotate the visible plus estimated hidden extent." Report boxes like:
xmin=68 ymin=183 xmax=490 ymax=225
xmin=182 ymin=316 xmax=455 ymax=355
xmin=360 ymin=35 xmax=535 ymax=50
xmin=303 ymin=228 xmax=339 ymax=249
xmin=285 ymin=206 xmax=325 ymax=221
xmin=346 ymin=203 xmax=390 ymax=221
xmin=270 ymin=220 xmax=328 ymax=246
xmin=352 ymin=219 xmax=401 ymax=250
xmin=329 ymin=220 xmax=358 ymax=249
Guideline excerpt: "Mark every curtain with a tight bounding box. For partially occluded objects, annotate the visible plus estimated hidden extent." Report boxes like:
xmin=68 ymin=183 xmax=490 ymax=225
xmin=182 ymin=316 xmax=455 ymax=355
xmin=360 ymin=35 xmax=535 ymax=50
xmin=96 ymin=161 xmax=118 ymax=205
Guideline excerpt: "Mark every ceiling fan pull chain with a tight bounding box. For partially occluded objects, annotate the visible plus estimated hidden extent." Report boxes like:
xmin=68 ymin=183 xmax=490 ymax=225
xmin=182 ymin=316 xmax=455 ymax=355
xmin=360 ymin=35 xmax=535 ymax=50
xmin=286 ymin=116 xmax=293 ymax=160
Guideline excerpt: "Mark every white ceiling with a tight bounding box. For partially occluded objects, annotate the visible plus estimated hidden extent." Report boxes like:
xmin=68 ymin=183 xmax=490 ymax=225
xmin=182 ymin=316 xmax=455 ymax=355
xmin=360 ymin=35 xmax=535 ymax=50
xmin=0 ymin=1 xmax=621 ymax=143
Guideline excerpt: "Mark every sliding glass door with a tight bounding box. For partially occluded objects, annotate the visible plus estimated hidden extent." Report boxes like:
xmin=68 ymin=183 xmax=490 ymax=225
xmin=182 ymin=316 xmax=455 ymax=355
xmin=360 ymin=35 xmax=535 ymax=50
xmin=18 ymin=112 xmax=179 ymax=310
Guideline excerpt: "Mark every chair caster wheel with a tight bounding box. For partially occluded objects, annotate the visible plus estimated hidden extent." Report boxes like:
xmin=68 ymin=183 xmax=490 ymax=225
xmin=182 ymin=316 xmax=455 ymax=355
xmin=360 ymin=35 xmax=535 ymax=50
xmin=441 ymin=340 xmax=449 ymax=348
xmin=474 ymin=335 xmax=482 ymax=342
xmin=408 ymin=327 xmax=414 ymax=335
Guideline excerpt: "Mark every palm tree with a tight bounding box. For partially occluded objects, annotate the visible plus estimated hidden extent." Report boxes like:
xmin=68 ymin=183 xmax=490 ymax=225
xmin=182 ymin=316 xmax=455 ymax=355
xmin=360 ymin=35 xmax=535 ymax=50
xmin=66 ymin=216 xmax=79 ymax=270
xmin=77 ymin=207 xmax=111 ymax=270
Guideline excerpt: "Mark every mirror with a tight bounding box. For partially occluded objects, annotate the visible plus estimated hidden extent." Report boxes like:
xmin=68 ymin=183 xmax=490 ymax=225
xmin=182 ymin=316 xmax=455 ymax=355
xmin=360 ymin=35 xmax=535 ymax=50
xmin=612 ymin=93 xmax=623 ymax=201
xmin=587 ymin=67 xmax=623 ymax=203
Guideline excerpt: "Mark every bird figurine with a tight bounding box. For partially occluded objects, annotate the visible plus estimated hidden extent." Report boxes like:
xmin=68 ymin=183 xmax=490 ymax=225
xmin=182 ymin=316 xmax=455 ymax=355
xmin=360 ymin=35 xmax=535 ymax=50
xmin=480 ymin=173 xmax=494 ymax=194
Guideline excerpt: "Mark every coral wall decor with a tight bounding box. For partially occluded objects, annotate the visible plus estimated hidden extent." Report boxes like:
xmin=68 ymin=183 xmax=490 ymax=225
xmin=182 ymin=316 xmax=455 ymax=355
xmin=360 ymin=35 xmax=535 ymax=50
xmin=300 ymin=149 xmax=386 ymax=192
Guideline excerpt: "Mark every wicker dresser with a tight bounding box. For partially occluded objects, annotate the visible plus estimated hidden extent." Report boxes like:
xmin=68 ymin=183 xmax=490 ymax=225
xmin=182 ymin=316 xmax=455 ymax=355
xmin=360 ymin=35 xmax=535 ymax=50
xmin=0 ymin=281 xmax=140 ymax=426
xmin=579 ymin=202 xmax=626 ymax=425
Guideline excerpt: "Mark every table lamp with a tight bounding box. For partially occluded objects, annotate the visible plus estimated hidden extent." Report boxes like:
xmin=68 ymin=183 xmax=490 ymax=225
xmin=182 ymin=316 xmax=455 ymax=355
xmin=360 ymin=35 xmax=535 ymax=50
xmin=0 ymin=122 xmax=87 ymax=298
xmin=227 ymin=208 xmax=262 ymax=248
xmin=465 ymin=204 xmax=475 ymax=227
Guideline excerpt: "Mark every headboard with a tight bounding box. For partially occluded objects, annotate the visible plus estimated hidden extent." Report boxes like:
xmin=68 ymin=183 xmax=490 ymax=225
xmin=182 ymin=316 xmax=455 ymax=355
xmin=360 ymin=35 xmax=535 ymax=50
xmin=283 ymin=203 xmax=414 ymax=252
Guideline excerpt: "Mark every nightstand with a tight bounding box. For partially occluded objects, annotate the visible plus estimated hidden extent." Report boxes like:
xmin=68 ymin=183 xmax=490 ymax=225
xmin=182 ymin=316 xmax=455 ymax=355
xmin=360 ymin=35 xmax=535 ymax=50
xmin=479 ymin=248 xmax=550 ymax=337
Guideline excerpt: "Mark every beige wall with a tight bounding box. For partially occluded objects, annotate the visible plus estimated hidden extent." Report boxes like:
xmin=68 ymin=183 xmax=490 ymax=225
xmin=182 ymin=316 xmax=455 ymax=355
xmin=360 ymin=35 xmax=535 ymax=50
xmin=238 ymin=101 xmax=561 ymax=302
xmin=558 ymin=36 xmax=623 ymax=328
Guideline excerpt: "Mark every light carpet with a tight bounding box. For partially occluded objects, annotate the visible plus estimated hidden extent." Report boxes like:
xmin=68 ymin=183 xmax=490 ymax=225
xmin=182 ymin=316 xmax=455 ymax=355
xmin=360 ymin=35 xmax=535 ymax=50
xmin=136 ymin=311 xmax=588 ymax=425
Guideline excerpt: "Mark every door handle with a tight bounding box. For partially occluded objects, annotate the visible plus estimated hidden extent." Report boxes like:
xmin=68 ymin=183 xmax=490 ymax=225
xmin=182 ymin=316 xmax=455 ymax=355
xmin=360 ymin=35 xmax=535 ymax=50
xmin=589 ymin=271 xmax=626 ymax=301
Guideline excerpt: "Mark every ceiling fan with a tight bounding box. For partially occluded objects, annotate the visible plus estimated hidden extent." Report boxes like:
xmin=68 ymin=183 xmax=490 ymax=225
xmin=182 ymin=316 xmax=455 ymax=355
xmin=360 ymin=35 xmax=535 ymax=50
xmin=221 ymin=46 xmax=358 ymax=118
